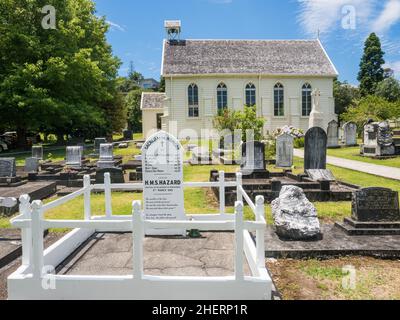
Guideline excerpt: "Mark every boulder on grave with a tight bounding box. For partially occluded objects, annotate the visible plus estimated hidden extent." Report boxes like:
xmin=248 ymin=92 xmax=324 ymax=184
xmin=271 ymin=185 xmax=321 ymax=240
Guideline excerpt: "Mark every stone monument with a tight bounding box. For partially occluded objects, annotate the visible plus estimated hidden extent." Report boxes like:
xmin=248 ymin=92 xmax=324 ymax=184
xmin=25 ymin=157 xmax=39 ymax=173
xmin=94 ymin=138 xmax=107 ymax=153
xmin=97 ymin=143 xmax=115 ymax=168
xmin=304 ymin=127 xmax=327 ymax=170
xmin=123 ymin=129 xmax=133 ymax=141
xmin=271 ymin=186 xmax=321 ymax=240
xmin=32 ymin=145 xmax=43 ymax=160
xmin=65 ymin=146 xmax=82 ymax=169
xmin=308 ymin=89 xmax=325 ymax=130
xmin=241 ymin=141 xmax=266 ymax=172
xmin=0 ymin=158 xmax=16 ymax=177
xmin=342 ymin=122 xmax=357 ymax=146
xmin=142 ymin=131 xmax=186 ymax=236
xmin=361 ymin=121 xmax=395 ymax=157
xmin=276 ymin=133 xmax=293 ymax=169
xmin=327 ymin=120 xmax=339 ymax=148
xmin=336 ymin=188 xmax=400 ymax=235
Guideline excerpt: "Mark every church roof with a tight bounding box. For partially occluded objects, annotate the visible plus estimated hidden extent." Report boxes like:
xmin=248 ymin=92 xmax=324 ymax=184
xmin=140 ymin=92 xmax=166 ymax=110
xmin=162 ymin=39 xmax=338 ymax=77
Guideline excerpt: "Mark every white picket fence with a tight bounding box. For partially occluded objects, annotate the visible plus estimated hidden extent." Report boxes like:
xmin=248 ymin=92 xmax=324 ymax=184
xmin=8 ymin=171 xmax=271 ymax=300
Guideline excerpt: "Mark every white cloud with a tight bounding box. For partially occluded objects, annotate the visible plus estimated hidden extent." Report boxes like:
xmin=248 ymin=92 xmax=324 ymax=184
xmin=106 ymin=20 xmax=125 ymax=32
xmin=372 ymin=0 xmax=400 ymax=33
xmin=385 ymin=61 xmax=400 ymax=78
xmin=297 ymin=0 xmax=374 ymax=36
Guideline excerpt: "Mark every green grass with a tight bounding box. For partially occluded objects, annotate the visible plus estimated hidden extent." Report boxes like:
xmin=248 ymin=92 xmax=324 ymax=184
xmin=1 ymin=154 xmax=397 ymax=231
xmin=327 ymin=146 xmax=400 ymax=168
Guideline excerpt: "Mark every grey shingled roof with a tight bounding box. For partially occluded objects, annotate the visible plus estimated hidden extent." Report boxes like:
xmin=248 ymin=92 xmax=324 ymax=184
xmin=141 ymin=92 xmax=166 ymax=110
xmin=162 ymin=39 xmax=337 ymax=76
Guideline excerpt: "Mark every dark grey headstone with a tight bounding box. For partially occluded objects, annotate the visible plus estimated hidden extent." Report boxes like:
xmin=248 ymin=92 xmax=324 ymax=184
xmin=241 ymin=141 xmax=265 ymax=171
xmin=352 ymin=188 xmax=400 ymax=222
xmin=123 ymin=129 xmax=133 ymax=141
xmin=0 ymin=158 xmax=16 ymax=177
xmin=95 ymin=167 xmax=124 ymax=184
xmin=304 ymin=127 xmax=327 ymax=170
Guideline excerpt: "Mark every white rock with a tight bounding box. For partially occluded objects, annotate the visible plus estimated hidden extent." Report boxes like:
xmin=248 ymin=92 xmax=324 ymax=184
xmin=271 ymin=185 xmax=321 ymax=240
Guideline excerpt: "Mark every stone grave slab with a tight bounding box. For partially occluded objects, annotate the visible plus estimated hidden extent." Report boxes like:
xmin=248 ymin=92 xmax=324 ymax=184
xmin=0 ymin=158 xmax=16 ymax=177
xmin=95 ymin=168 xmax=124 ymax=184
xmin=241 ymin=141 xmax=266 ymax=172
xmin=306 ymin=169 xmax=336 ymax=182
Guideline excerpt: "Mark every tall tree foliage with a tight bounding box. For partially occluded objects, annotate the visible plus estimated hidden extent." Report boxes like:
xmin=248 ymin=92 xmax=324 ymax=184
xmin=375 ymin=77 xmax=400 ymax=102
xmin=357 ymin=33 xmax=385 ymax=97
xmin=0 ymin=0 xmax=124 ymax=146
xmin=333 ymin=79 xmax=360 ymax=116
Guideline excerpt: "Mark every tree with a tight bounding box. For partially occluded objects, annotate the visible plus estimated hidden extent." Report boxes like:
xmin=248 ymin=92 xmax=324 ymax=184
xmin=159 ymin=76 xmax=165 ymax=92
xmin=333 ymin=79 xmax=360 ymax=115
xmin=358 ymin=33 xmax=385 ymax=96
xmin=125 ymin=88 xmax=146 ymax=133
xmin=375 ymin=77 xmax=400 ymax=102
xmin=341 ymin=95 xmax=400 ymax=129
xmin=0 ymin=0 xmax=124 ymax=146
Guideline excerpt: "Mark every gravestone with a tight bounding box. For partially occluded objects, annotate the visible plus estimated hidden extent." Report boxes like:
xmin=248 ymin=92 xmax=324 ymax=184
xmin=123 ymin=129 xmax=133 ymax=141
xmin=241 ymin=141 xmax=266 ymax=172
xmin=65 ymin=146 xmax=82 ymax=169
xmin=342 ymin=122 xmax=357 ymax=146
xmin=32 ymin=145 xmax=43 ymax=160
xmin=362 ymin=121 xmax=395 ymax=157
xmin=95 ymin=167 xmax=124 ymax=184
xmin=142 ymin=131 xmax=186 ymax=236
xmin=304 ymin=127 xmax=327 ymax=170
xmin=327 ymin=120 xmax=339 ymax=148
xmin=191 ymin=147 xmax=212 ymax=164
xmin=336 ymin=188 xmax=400 ymax=235
xmin=276 ymin=133 xmax=294 ymax=169
xmin=308 ymin=88 xmax=324 ymax=129
xmin=94 ymin=138 xmax=107 ymax=153
xmin=0 ymin=158 xmax=16 ymax=177
xmin=25 ymin=157 xmax=39 ymax=173
xmin=306 ymin=169 xmax=335 ymax=182
xmin=97 ymin=143 xmax=114 ymax=168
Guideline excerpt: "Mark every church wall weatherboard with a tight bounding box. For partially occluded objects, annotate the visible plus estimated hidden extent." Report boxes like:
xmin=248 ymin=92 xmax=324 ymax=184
xmin=142 ymin=22 xmax=338 ymax=138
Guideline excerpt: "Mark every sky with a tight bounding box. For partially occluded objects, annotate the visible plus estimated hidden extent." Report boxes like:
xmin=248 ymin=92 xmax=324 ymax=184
xmin=94 ymin=0 xmax=400 ymax=85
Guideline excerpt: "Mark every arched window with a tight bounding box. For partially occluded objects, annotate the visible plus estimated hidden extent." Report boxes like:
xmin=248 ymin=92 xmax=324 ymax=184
xmin=217 ymin=83 xmax=228 ymax=113
xmin=274 ymin=83 xmax=284 ymax=116
xmin=188 ymin=84 xmax=199 ymax=118
xmin=245 ymin=83 xmax=256 ymax=106
xmin=302 ymin=83 xmax=312 ymax=116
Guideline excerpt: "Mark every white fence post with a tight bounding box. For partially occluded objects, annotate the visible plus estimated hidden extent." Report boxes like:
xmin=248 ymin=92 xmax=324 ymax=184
xmin=31 ymin=200 xmax=44 ymax=279
xmin=132 ymin=200 xmax=143 ymax=280
xmin=255 ymin=195 xmax=266 ymax=268
xmin=219 ymin=171 xmax=225 ymax=215
xmin=104 ymin=173 xmax=112 ymax=218
xmin=236 ymin=172 xmax=243 ymax=203
xmin=235 ymin=201 xmax=244 ymax=281
xmin=19 ymin=195 xmax=32 ymax=266
xmin=83 ymin=175 xmax=91 ymax=220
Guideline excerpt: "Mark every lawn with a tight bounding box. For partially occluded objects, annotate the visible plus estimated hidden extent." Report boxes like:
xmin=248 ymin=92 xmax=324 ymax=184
xmin=267 ymin=257 xmax=400 ymax=300
xmin=327 ymin=146 xmax=400 ymax=168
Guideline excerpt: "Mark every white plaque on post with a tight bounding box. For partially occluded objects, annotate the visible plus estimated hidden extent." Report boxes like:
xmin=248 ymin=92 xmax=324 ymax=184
xmin=142 ymin=131 xmax=186 ymax=236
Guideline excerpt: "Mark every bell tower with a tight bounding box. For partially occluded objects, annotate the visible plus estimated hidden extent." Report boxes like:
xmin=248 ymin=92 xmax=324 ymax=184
xmin=164 ymin=20 xmax=181 ymax=41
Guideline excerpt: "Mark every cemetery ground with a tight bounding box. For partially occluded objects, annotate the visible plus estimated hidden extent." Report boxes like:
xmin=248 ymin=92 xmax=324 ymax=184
xmin=1 ymin=141 xmax=400 ymax=300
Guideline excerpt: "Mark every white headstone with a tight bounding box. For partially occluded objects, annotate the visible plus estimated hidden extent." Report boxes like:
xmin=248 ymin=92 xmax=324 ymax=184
xmin=276 ymin=133 xmax=294 ymax=168
xmin=308 ymin=89 xmax=325 ymax=130
xmin=25 ymin=157 xmax=39 ymax=172
xmin=327 ymin=120 xmax=339 ymax=148
xmin=342 ymin=122 xmax=357 ymax=146
xmin=65 ymin=146 xmax=82 ymax=168
xmin=32 ymin=146 xmax=43 ymax=160
xmin=142 ymin=131 xmax=186 ymax=236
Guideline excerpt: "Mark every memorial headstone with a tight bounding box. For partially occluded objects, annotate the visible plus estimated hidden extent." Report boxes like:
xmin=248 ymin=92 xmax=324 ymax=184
xmin=95 ymin=167 xmax=124 ymax=184
xmin=362 ymin=121 xmax=395 ymax=157
xmin=97 ymin=143 xmax=114 ymax=168
xmin=276 ymin=133 xmax=294 ymax=169
xmin=342 ymin=122 xmax=357 ymax=146
xmin=327 ymin=120 xmax=339 ymax=148
xmin=0 ymin=158 xmax=16 ymax=177
xmin=304 ymin=127 xmax=327 ymax=170
xmin=94 ymin=138 xmax=107 ymax=153
xmin=308 ymin=88 xmax=325 ymax=129
xmin=142 ymin=131 xmax=186 ymax=236
xmin=336 ymin=187 xmax=400 ymax=235
xmin=241 ymin=141 xmax=266 ymax=172
xmin=32 ymin=145 xmax=43 ymax=160
xmin=25 ymin=157 xmax=39 ymax=173
xmin=123 ymin=129 xmax=133 ymax=141
xmin=65 ymin=146 xmax=82 ymax=169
